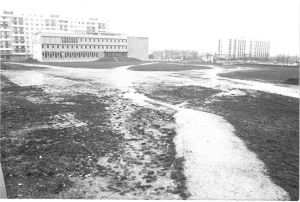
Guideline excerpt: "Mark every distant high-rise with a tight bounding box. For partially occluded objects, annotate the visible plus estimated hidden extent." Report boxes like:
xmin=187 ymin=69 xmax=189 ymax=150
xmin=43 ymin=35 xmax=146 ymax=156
xmin=152 ymin=49 xmax=198 ymax=60
xmin=0 ymin=10 xmax=108 ymax=61
xmin=217 ymin=37 xmax=270 ymax=60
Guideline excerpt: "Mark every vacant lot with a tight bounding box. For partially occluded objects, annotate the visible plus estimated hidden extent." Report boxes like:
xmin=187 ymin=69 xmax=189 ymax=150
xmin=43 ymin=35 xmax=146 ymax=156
xmin=129 ymin=63 xmax=210 ymax=71
xmin=1 ymin=62 xmax=298 ymax=200
xmin=219 ymin=65 xmax=299 ymax=84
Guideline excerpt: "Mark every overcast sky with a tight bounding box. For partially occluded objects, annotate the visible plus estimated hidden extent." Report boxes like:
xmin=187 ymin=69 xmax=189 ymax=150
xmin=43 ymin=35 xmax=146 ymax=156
xmin=2 ymin=0 xmax=299 ymax=56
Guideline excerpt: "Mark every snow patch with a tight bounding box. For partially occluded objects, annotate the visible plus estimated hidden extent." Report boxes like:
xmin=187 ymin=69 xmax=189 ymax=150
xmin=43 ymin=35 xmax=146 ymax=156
xmin=214 ymin=89 xmax=247 ymax=97
xmin=50 ymin=113 xmax=87 ymax=128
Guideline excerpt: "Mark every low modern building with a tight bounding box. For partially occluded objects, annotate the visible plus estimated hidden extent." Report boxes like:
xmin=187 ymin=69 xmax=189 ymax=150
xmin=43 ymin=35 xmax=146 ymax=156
xmin=32 ymin=32 xmax=149 ymax=62
xmin=127 ymin=36 xmax=149 ymax=61
xmin=33 ymin=32 xmax=128 ymax=62
xmin=217 ymin=37 xmax=270 ymax=60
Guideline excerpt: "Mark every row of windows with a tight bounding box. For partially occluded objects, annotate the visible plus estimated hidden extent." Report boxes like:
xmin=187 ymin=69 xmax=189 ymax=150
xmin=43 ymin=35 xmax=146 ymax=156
xmin=60 ymin=37 xmax=127 ymax=44
xmin=42 ymin=51 xmax=100 ymax=59
xmin=42 ymin=44 xmax=128 ymax=50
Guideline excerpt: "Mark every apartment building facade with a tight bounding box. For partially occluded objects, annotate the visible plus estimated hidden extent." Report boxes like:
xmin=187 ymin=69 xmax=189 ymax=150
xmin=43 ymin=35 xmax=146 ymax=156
xmin=0 ymin=10 xmax=108 ymax=61
xmin=0 ymin=10 xmax=26 ymax=61
xmin=217 ymin=37 xmax=270 ymax=60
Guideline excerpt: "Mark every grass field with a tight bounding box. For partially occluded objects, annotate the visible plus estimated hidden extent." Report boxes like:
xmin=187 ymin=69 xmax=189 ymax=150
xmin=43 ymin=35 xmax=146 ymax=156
xmin=219 ymin=65 xmax=299 ymax=84
xmin=129 ymin=63 xmax=210 ymax=71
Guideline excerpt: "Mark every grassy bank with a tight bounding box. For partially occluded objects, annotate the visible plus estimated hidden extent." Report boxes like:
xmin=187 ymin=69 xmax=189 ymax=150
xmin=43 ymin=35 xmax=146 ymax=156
xmin=1 ymin=63 xmax=48 ymax=71
xmin=219 ymin=65 xmax=299 ymax=84
xmin=129 ymin=63 xmax=210 ymax=71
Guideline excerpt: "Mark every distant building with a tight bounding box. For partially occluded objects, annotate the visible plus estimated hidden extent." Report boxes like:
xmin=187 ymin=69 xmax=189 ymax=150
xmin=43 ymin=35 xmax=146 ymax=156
xmin=1 ymin=10 xmax=108 ymax=61
xmin=152 ymin=49 xmax=198 ymax=60
xmin=127 ymin=36 xmax=149 ymax=61
xmin=217 ymin=37 xmax=270 ymax=60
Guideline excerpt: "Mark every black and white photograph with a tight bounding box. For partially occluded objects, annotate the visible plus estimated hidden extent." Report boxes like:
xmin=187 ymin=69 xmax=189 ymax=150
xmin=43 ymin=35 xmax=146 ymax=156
xmin=0 ymin=0 xmax=299 ymax=200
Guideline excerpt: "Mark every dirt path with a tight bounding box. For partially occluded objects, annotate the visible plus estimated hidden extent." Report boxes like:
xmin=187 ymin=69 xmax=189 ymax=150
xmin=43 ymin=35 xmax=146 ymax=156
xmin=175 ymin=108 xmax=289 ymax=200
xmin=1 ymin=62 xmax=292 ymax=199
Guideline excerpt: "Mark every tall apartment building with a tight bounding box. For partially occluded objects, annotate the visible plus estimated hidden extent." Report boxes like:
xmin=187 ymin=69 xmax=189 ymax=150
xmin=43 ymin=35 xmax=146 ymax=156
xmin=0 ymin=10 xmax=26 ymax=61
xmin=217 ymin=37 xmax=270 ymax=60
xmin=0 ymin=10 xmax=108 ymax=61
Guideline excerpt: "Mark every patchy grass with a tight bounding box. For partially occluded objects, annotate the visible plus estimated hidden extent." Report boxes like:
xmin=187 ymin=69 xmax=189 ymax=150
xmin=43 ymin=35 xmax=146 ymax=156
xmin=138 ymin=85 xmax=220 ymax=105
xmin=205 ymin=93 xmax=299 ymax=201
xmin=43 ymin=61 xmax=143 ymax=69
xmin=0 ymin=75 xmax=123 ymax=198
xmin=129 ymin=63 xmax=210 ymax=71
xmin=219 ymin=65 xmax=299 ymax=84
xmin=145 ymin=84 xmax=299 ymax=200
xmin=1 ymin=63 xmax=48 ymax=71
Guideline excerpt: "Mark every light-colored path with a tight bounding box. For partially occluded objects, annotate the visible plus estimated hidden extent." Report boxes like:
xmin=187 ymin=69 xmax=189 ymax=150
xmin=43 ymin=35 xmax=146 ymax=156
xmin=0 ymin=163 xmax=7 ymax=198
xmin=175 ymin=108 xmax=289 ymax=200
xmin=1 ymin=62 xmax=292 ymax=200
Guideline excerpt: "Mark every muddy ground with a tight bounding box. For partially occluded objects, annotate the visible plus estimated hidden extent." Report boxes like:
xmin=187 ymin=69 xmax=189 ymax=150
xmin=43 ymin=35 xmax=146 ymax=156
xmin=0 ymin=63 xmax=187 ymax=199
xmin=1 ymin=62 xmax=299 ymax=200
